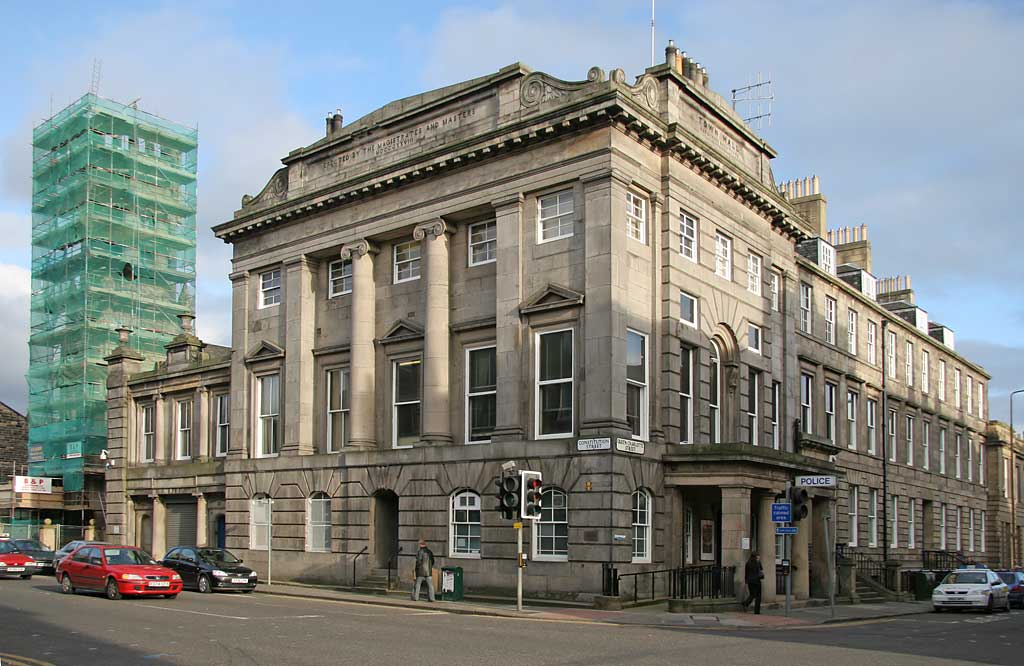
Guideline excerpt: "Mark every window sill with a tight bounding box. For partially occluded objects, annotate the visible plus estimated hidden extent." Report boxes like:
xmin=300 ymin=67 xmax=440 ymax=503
xmin=394 ymin=276 xmax=421 ymax=285
xmin=257 ymin=303 xmax=280 ymax=310
xmin=328 ymin=291 xmax=352 ymax=299
xmin=536 ymin=432 xmax=573 ymax=441
xmin=468 ymin=259 xmax=496 ymax=268
xmin=532 ymin=555 xmax=568 ymax=563
xmin=536 ymin=234 xmax=574 ymax=245
xmin=631 ymin=557 xmax=652 ymax=565
xmin=448 ymin=552 xmax=481 ymax=560
xmin=255 ymin=453 xmax=280 ymax=459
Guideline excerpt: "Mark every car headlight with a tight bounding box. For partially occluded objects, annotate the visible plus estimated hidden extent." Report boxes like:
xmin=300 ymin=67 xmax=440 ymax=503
xmin=249 ymin=571 xmax=258 ymax=578
xmin=171 ymin=574 xmax=181 ymax=581
xmin=121 ymin=573 xmax=143 ymax=580
xmin=212 ymin=570 xmax=228 ymax=577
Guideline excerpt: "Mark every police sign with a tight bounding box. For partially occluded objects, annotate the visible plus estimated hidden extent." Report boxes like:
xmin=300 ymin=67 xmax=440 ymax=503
xmin=795 ymin=475 xmax=837 ymax=488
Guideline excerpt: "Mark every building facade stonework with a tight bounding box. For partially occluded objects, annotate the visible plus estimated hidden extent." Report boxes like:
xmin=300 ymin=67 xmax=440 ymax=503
xmin=0 ymin=402 xmax=28 ymax=484
xmin=105 ymin=47 xmax=1006 ymax=602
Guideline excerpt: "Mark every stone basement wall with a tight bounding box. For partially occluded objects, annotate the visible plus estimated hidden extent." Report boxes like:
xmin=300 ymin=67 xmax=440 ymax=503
xmin=0 ymin=402 xmax=28 ymax=484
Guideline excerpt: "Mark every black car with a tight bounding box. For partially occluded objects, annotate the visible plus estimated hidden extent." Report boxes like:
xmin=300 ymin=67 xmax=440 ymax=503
xmin=161 ymin=547 xmax=257 ymax=593
xmin=996 ymin=571 xmax=1024 ymax=609
xmin=11 ymin=539 xmax=56 ymax=574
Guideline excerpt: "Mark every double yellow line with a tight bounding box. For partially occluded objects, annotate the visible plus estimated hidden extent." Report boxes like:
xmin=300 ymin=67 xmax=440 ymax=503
xmin=0 ymin=652 xmax=56 ymax=666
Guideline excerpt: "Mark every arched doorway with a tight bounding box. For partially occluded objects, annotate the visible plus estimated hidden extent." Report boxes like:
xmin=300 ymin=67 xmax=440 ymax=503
xmin=372 ymin=490 xmax=400 ymax=569
xmin=138 ymin=514 xmax=153 ymax=555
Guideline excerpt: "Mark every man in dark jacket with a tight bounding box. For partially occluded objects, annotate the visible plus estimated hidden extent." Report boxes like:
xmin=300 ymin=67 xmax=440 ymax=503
xmin=411 ymin=538 xmax=435 ymax=602
xmin=742 ymin=551 xmax=764 ymax=614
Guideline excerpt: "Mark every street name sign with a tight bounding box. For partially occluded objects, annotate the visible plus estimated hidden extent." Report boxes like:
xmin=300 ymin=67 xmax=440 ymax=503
xmin=576 ymin=438 xmax=611 ymax=452
xmin=771 ymin=502 xmax=792 ymax=522
xmin=795 ymin=475 xmax=836 ymax=488
xmin=775 ymin=526 xmax=798 ymax=535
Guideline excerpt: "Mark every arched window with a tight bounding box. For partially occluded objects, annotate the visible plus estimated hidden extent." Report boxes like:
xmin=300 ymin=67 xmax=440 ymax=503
xmin=450 ymin=490 xmax=481 ymax=557
xmin=631 ymin=489 xmax=652 ymax=563
xmin=533 ymin=488 xmax=569 ymax=561
xmin=709 ymin=341 xmax=722 ymax=443
xmin=306 ymin=492 xmax=331 ymax=553
xmin=250 ymin=493 xmax=271 ymax=551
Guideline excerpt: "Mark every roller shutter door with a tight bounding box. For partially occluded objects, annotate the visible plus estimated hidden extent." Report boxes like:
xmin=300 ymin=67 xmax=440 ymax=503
xmin=165 ymin=499 xmax=198 ymax=549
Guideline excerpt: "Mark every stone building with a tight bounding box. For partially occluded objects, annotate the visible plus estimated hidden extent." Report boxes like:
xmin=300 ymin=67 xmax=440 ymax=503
xmin=0 ymin=401 xmax=28 ymax=484
xmin=105 ymin=44 xmax=999 ymax=602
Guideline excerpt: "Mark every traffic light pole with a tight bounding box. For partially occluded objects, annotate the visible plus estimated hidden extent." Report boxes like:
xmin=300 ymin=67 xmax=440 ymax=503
xmin=516 ymin=521 xmax=524 ymax=611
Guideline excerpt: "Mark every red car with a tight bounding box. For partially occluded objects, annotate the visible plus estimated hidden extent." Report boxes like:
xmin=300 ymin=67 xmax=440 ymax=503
xmin=0 ymin=539 xmax=36 ymax=579
xmin=57 ymin=544 xmax=182 ymax=600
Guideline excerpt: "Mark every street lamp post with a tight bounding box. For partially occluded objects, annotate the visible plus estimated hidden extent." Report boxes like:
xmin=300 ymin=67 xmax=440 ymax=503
xmin=1010 ymin=390 xmax=1023 ymax=568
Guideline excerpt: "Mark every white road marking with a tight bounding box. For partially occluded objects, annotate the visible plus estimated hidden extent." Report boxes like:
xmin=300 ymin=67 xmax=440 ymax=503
xmin=137 ymin=605 xmax=250 ymax=620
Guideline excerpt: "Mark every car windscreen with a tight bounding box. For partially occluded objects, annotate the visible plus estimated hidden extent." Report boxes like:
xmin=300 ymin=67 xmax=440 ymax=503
xmin=942 ymin=572 xmax=988 ymax=585
xmin=0 ymin=541 xmax=17 ymax=554
xmin=997 ymin=572 xmax=1016 ymax=584
xmin=103 ymin=548 xmax=154 ymax=566
xmin=197 ymin=548 xmax=241 ymax=564
xmin=14 ymin=540 xmax=47 ymax=551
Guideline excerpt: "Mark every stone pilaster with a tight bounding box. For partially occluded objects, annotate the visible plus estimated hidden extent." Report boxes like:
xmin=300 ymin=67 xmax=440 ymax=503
xmin=491 ymin=194 xmax=525 ymax=442
xmin=196 ymin=494 xmax=208 ymax=547
xmin=721 ymin=486 xmax=752 ymax=597
xmin=228 ymin=270 xmax=251 ymax=458
xmin=414 ymin=220 xmax=453 ymax=445
xmin=341 ymin=240 xmax=378 ymax=449
xmin=195 ymin=387 xmax=209 ymax=460
xmin=792 ymin=498 xmax=812 ymax=600
xmin=758 ymin=493 xmax=777 ymax=601
xmin=153 ymin=393 xmax=166 ymax=463
xmin=152 ymin=496 xmax=167 ymax=560
xmin=580 ymin=170 xmax=632 ymax=439
xmin=283 ymin=255 xmax=317 ymax=455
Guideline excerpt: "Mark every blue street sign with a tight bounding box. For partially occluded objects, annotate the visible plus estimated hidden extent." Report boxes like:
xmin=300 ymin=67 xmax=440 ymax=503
xmin=771 ymin=502 xmax=792 ymax=523
xmin=775 ymin=526 xmax=798 ymax=535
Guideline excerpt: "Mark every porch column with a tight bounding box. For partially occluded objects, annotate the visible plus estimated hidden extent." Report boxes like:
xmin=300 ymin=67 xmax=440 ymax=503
xmin=341 ymin=240 xmax=377 ymax=449
xmin=283 ymin=255 xmax=316 ymax=455
xmin=491 ymin=194 xmax=525 ymax=442
xmin=721 ymin=486 xmax=752 ymax=597
xmin=793 ymin=499 xmax=812 ymax=600
xmin=196 ymin=494 xmax=209 ymax=547
xmin=414 ymin=219 xmax=452 ymax=444
xmin=152 ymin=496 xmax=167 ymax=560
xmin=758 ymin=493 xmax=777 ymax=601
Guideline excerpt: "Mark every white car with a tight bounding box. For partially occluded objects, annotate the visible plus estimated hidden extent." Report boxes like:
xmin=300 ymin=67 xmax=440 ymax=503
xmin=932 ymin=568 xmax=1011 ymax=613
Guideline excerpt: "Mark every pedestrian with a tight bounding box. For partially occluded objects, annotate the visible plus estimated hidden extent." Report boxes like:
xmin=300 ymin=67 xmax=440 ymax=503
xmin=411 ymin=538 xmax=435 ymax=602
xmin=742 ymin=551 xmax=764 ymax=614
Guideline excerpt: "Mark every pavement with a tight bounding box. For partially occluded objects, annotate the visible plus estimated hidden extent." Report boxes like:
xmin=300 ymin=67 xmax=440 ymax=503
xmin=254 ymin=580 xmax=935 ymax=628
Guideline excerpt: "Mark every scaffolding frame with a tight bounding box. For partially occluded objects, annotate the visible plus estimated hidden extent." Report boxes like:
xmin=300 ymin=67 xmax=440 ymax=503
xmin=28 ymin=93 xmax=197 ymax=493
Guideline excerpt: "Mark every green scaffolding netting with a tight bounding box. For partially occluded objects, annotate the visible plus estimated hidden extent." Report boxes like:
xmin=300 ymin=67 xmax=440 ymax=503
xmin=27 ymin=93 xmax=198 ymax=492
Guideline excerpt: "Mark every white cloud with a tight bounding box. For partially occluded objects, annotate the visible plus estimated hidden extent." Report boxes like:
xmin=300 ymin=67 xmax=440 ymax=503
xmin=0 ymin=263 xmax=30 ymax=413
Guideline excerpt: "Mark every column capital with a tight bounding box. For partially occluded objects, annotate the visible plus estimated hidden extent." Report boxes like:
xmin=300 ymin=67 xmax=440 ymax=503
xmin=413 ymin=218 xmax=451 ymax=241
xmin=283 ymin=254 xmax=317 ymax=269
xmin=228 ymin=269 xmax=250 ymax=283
xmin=340 ymin=239 xmax=378 ymax=260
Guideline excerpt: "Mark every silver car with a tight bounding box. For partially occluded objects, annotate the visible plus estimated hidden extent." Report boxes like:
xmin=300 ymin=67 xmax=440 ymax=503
xmin=932 ymin=568 xmax=1011 ymax=613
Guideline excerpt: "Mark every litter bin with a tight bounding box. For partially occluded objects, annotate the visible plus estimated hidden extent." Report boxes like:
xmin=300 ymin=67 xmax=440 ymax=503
xmin=439 ymin=566 xmax=463 ymax=601
xmin=913 ymin=571 xmax=934 ymax=600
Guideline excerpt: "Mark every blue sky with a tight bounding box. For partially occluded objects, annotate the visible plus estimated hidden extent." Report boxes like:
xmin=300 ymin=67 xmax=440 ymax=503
xmin=0 ymin=0 xmax=1021 ymax=423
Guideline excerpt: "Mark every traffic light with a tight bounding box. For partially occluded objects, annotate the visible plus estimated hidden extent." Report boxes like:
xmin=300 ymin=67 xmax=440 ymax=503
xmin=495 ymin=474 xmax=521 ymax=520
xmin=520 ymin=470 xmax=543 ymax=520
xmin=789 ymin=486 xmax=809 ymax=522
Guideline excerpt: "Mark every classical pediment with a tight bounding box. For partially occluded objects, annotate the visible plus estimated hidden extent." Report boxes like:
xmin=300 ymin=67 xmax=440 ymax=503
xmin=245 ymin=340 xmax=285 ymax=363
xmin=519 ymin=284 xmax=585 ymax=316
xmin=378 ymin=319 xmax=424 ymax=345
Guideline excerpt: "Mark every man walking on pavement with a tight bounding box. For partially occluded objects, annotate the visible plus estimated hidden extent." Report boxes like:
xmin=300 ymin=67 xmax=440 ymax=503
xmin=742 ymin=551 xmax=764 ymax=614
xmin=411 ymin=538 xmax=435 ymax=602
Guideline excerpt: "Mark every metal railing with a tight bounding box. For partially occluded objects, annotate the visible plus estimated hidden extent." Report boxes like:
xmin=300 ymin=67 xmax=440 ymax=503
xmin=352 ymin=546 xmax=367 ymax=587
xmin=617 ymin=567 xmax=678 ymax=604
xmin=922 ymin=549 xmax=971 ymax=570
xmin=672 ymin=565 xmax=736 ymax=600
xmin=836 ymin=544 xmax=886 ymax=586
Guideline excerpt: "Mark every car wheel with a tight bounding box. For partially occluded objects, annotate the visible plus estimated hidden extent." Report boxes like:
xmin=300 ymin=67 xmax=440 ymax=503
xmin=105 ymin=578 xmax=122 ymax=601
xmin=932 ymin=607 xmax=942 ymax=613
xmin=242 ymin=589 xmax=254 ymax=594
xmin=60 ymin=574 xmax=75 ymax=594
xmin=986 ymin=596 xmax=994 ymax=614
xmin=20 ymin=574 xmax=32 ymax=579
xmin=197 ymin=574 xmax=212 ymax=594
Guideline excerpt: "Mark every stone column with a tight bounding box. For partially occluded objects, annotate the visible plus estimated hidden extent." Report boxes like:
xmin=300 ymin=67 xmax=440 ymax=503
xmin=721 ymin=486 xmax=752 ymax=597
xmin=196 ymin=494 xmax=208 ymax=547
xmin=491 ymin=194 xmax=525 ymax=442
xmin=758 ymin=493 xmax=777 ymax=601
xmin=152 ymin=496 xmax=167 ymax=560
xmin=228 ymin=271 xmax=251 ymax=458
xmin=283 ymin=255 xmax=316 ymax=455
xmin=793 ymin=499 xmax=812 ymax=600
xmin=195 ymin=387 xmax=209 ymax=460
xmin=414 ymin=219 xmax=453 ymax=445
xmin=340 ymin=240 xmax=377 ymax=449
xmin=811 ymin=497 xmax=833 ymax=598
xmin=153 ymin=393 xmax=166 ymax=462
